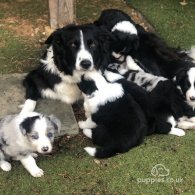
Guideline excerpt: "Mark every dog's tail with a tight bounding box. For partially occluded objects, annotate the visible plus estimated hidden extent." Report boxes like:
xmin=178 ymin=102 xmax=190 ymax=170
xmin=84 ymin=146 xmax=119 ymax=159
xmin=187 ymin=46 xmax=195 ymax=62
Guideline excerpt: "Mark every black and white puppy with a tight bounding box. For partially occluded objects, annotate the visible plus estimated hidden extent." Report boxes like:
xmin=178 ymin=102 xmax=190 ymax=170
xmin=108 ymin=56 xmax=195 ymax=130
xmin=77 ymin=70 xmax=185 ymax=158
xmin=77 ymin=70 xmax=147 ymax=158
xmin=95 ymin=9 xmax=139 ymax=62
xmin=22 ymin=23 xmax=111 ymax=112
xmin=0 ymin=112 xmax=61 ymax=177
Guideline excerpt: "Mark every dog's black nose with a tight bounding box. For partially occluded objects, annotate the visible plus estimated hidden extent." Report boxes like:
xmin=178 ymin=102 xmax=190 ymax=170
xmin=41 ymin=146 xmax=49 ymax=152
xmin=190 ymin=96 xmax=195 ymax=101
xmin=80 ymin=60 xmax=91 ymax=69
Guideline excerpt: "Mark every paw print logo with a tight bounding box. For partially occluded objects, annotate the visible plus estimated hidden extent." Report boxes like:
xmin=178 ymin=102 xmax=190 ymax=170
xmin=151 ymin=164 xmax=170 ymax=177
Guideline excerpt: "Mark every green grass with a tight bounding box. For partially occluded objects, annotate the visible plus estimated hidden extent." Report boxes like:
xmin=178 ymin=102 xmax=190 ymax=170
xmin=0 ymin=0 xmax=195 ymax=194
xmin=0 ymin=132 xmax=194 ymax=194
xmin=127 ymin=0 xmax=195 ymax=49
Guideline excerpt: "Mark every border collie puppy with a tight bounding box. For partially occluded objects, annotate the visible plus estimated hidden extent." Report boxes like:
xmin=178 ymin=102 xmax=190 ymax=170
xmin=77 ymin=70 xmax=185 ymax=158
xmin=22 ymin=24 xmax=111 ymax=112
xmin=77 ymin=70 xmax=147 ymax=158
xmin=95 ymin=9 xmax=139 ymax=62
xmin=0 ymin=112 xmax=61 ymax=177
xmin=108 ymin=56 xmax=195 ymax=130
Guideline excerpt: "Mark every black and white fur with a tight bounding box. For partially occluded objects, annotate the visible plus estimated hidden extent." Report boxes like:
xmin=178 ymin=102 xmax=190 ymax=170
xmin=95 ymin=9 xmax=139 ymax=62
xmin=77 ymin=70 xmax=147 ymax=158
xmin=0 ymin=112 xmax=61 ymax=177
xmin=108 ymin=56 xmax=195 ymax=130
xmin=77 ymin=70 xmax=185 ymax=158
xmin=97 ymin=9 xmax=195 ymax=109
xmin=22 ymin=24 xmax=111 ymax=113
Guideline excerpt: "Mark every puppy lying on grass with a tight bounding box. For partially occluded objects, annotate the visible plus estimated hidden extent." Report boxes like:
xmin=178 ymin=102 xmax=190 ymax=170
xmin=0 ymin=111 xmax=61 ymax=177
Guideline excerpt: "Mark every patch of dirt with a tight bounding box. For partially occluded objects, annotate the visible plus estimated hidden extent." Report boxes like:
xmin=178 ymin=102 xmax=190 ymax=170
xmin=0 ymin=16 xmax=48 ymax=39
xmin=0 ymin=2 xmax=10 ymax=9
xmin=77 ymin=0 xmax=155 ymax=32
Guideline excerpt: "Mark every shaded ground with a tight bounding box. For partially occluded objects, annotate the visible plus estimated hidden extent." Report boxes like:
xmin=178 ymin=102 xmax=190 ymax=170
xmin=0 ymin=0 xmax=195 ymax=194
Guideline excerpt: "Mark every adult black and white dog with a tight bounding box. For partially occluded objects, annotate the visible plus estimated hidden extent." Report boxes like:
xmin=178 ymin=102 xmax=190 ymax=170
xmin=0 ymin=111 xmax=61 ymax=177
xmin=108 ymin=56 xmax=195 ymax=130
xmin=95 ymin=9 xmax=195 ymax=109
xmin=77 ymin=70 xmax=185 ymax=158
xmin=22 ymin=23 xmax=111 ymax=112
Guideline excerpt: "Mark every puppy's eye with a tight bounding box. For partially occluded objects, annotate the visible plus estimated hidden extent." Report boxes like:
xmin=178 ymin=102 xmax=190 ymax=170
xmin=47 ymin=132 xmax=53 ymax=138
xmin=89 ymin=41 xmax=96 ymax=49
xmin=31 ymin=135 xmax=39 ymax=140
xmin=71 ymin=42 xmax=77 ymax=48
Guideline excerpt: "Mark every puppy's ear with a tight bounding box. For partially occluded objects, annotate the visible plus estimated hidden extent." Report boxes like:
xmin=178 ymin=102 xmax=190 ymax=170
xmin=47 ymin=115 xmax=61 ymax=133
xmin=128 ymin=34 xmax=139 ymax=51
xmin=78 ymin=75 xmax=98 ymax=95
xmin=19 ymin=116 xmax=40 ymax=135
xmin=174 ymin=68 xmax=187 ymax=84
xmin=98 ymin=26 xmax=114 ymax=51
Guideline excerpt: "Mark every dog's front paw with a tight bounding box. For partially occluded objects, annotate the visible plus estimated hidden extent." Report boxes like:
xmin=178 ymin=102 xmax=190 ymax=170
xmin=30 ymin=167 xmax=44 ymax=177
xmin=0 ymin=161 xmax=12 ymax=172
xmin=78 ymin=121 xmax=86 ymax=129
xmin=31 ymin=153 xmax=38 ymax=158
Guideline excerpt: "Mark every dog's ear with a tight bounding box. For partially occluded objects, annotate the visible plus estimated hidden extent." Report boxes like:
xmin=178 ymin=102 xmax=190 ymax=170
xmin=174 ymin=68 xmax=187 ymax=85
xmin=20 ymin=116 xmax=40 ymax=135
xmin=47 ymin=115 xmax=61 ymax=133
xmin=45 ymin=29 xmax=62 ymax=45
xmin=45 ymin=24 xmax=76 ymax=45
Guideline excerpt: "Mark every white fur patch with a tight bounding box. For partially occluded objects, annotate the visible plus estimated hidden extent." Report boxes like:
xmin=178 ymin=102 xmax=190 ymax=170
xmin=126 ymin=55 xmax=143 ymax=71
xmin=84 ymin=147 xmax=96 ymax=156
xmin=187 ymin=46 xmax=195 ymax=62
xmin=0 ymin=161 xmax=12 ymax=172
xmin=111 ymin=21 xmax=137 ymax=35
xmin=104 ymin=70 xmax=124 ymax=82
xmin=83 ymin=71 xmax=124 ymax=114
xmin=41 ymin=46 xmax=58 ymax=75
xmin=20 ymin=155 xmax=44 ymax=177
xmin=169 ymin=128 xmax=185 ymax=136
xmin=83 ymin=129 xmax=92 ymax=138
xmin=177 ymin=120 xmax=195 ymax=130
xmin=41 ymin=81 xmax=81 ymax=104
xmin=78 ymin=118 xmax=97 ymax=129
xmin=75 ymin=30 xmax=94 ymax=71
xmin=186 ymin=67 xmax=195 ymax=107
xmin=168 ymin=116 xmax=185 ymax=136
xmin=20 ymin=99 xmax=37 ymax=114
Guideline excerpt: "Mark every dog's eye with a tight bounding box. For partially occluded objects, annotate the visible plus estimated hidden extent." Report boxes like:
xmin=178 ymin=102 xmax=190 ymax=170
xmin=30 ymin=135 xmax=39 ymax=140
xmin=71 ymin=41 xmax=79 ymax=48
xmin=89 ymin=41 xmax=96 ymax=49
xmin=47 ymin=132 xmax=53 ymax=138
xmin=71 ymin=43 xmax=77 ymax=48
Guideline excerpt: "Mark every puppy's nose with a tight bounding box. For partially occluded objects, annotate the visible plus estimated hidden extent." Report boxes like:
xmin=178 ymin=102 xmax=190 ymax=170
xmin=190 ymin=96 xmax=195 ymax=101
xmin=80 ymin=60 xmax=91 ymax=69
xmin=41 ymin=146 xmax=49 ymax=152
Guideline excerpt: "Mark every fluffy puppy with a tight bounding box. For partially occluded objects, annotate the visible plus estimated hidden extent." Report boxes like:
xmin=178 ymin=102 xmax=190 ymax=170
xmin=95 ymin=9 xmax=139 ymax=61
xmin=22 ymin=23 xmax=112 ymax=113
xmin=0 ymin=112 xmax=61 ymax=177
xmin=77 ymin=70 xmax=147 ymax=158
xmin=108 ymin=56 xmax=195 ymax=130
